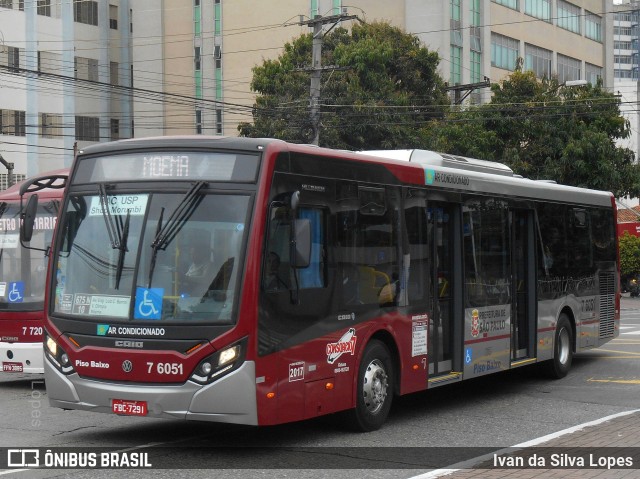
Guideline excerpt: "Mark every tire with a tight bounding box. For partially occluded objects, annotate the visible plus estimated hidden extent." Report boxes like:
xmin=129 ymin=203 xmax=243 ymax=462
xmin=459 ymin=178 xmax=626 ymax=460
xmin=345 ymin=340 xmax=394 ymax=432
xmin=544 ymin=314 xmax=573 ymax=379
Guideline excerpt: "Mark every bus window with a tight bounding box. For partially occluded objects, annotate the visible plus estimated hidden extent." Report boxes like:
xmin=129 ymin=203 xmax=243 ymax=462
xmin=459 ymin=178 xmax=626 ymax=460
xmin=336 ymin=184 xmax=399 ymax=307
xmin=569 ymin=208 xmax=592 ymax=273
xmin=138 ymin=194 xmax=246 ymax=321
xmin=0 ymin=200 xmax=58 ymax=308
xmin=264 ymin=205 xmax=326 ymax=292
xmin=463 ymin=198 xmax=511 ymax=307
xmin=55 ymin=194 xmax=144 ymax=313
xmin=404 ymin=192 xmax=430 ymax=304
xmin=54 ymin=192 xmax=248 ymax=322
xmin=591 ymin=208 xmax=616 ymax=263
xmin=298 ymin=208 xmax=324 ymax=289
xmin=537 ymin=203 xmax=569 ymax=278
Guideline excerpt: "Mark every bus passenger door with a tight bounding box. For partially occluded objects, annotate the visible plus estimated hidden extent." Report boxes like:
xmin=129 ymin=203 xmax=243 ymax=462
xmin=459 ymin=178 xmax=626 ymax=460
xmin=510 ymin=209 xmax=535 ymax=361
xmin=405 ymin=192 xmax=459 ymax=379
xmin=427 ymin=203 xmax=455 ymax=376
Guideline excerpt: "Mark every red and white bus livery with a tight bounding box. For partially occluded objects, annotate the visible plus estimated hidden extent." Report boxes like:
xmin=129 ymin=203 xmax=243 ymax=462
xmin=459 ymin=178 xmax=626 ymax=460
xmin=32 ymin=137 xmax=619 ymax=431
xmin=1 ymin=170 xmax=67 ymax=374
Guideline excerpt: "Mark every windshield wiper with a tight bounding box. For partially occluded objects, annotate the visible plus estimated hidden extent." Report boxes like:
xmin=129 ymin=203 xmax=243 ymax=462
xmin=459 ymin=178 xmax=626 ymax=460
xmin=146 ymin=181 xmax=206 ymax=288
xmin=0 ymin=202 xmax=6 ymax=264
xmin=114 ymin=211 xmax=131 ymax=290
xmin=146 ymin=206 xmax=165 ymax=289
xmin=98 ymin=185 xmax=133 ymax=290
xmin=98 ymin=184 xmax=123 ymax=250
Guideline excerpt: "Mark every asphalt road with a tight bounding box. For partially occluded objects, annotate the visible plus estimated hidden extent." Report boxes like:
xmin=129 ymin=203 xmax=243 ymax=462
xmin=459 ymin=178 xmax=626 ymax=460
xmin=0 ymin=299 xmax=638 ymax=479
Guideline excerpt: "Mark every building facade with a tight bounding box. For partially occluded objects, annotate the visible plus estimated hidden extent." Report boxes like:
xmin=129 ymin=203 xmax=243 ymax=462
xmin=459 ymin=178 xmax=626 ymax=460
xmin=0 ymin=0 xmax=132 ymax=184
xmin=0 ymin=1 xmax=615 ymax=182
xmin=134 ymin=0 xmax=612 ymax=139
xmin=613 ymin=1 xmax=639 ymax=187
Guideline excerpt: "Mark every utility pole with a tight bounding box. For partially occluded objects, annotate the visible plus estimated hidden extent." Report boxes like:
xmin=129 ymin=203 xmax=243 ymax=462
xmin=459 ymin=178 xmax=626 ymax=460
xmin=0 ymin=153 xmax=14 ymax=188
xmin=298 ymin=12 xmax=357 ymax=145
xmin=444 ymin=78 xmax=491 ymax=105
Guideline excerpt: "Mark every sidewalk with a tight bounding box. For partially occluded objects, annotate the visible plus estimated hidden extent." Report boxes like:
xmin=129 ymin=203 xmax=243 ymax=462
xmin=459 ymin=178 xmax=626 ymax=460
xmin=620 ymin=293 xmax=639 ymax=307
xmin=425 ymin=408 xmax=640 ymax=478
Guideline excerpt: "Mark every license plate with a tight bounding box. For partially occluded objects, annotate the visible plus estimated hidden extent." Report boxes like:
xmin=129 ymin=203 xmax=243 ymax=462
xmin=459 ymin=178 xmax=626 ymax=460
xmin=112 ymin=399 xmax=147 ymax=416
xmin=2 ymin=362 xmax=23 ymax=373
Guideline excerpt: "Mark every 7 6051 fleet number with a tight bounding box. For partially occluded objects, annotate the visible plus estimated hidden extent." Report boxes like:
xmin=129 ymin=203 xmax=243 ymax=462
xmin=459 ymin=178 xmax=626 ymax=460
xmin=146 ymin=362 xmax=183 ymax=375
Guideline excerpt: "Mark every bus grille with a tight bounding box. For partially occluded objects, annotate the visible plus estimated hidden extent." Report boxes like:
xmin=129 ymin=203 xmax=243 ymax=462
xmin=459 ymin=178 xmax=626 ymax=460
xmin=598 ymin=271 xmax=615 ymax=339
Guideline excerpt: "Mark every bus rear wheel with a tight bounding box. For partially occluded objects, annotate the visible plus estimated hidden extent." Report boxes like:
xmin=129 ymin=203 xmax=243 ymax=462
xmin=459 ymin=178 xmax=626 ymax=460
xmin=346 ymin=340 xmax=393 ymax=432
xmin=544 ymin=314 xmax=573 ymax=379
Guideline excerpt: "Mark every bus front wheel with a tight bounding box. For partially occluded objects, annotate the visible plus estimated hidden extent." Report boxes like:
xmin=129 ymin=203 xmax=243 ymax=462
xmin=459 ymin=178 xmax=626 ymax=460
xmin=544 ymin=314 xmax=573 ymax=379
xmin=346 ymin=340 xmax=394 ymax=432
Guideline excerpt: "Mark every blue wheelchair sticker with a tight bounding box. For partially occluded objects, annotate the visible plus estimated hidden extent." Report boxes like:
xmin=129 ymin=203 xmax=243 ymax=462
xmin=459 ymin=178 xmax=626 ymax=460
xmin=134 ymin=287 xmax=163 ymax=320
xmin=465 ymin=347 xmax=473 ymax=365
xmin=7 ymin=282 xmax=24 ymax=303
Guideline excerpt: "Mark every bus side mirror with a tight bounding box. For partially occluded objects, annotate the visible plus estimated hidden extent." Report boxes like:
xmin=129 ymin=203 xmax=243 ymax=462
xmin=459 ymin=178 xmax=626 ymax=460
xmin=293 ymin=218 xmax=311 ymax=269
xmin=21 ymin=194 xmax=39 ymax=243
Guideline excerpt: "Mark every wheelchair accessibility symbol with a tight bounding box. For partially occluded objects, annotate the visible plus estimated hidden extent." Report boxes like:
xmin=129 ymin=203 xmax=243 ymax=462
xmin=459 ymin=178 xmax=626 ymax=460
xmin=8 ymin=282 xmax=24 ymax=303
xmin=465 ymin=347 xmax=472 ymax=365
xmin=134 ymin=287 xmax=163 ymax=320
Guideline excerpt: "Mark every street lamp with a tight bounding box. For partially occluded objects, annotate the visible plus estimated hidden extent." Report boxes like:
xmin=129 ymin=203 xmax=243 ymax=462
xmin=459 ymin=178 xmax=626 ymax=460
xmin=564 ymin=79 xmax=588 ymax=87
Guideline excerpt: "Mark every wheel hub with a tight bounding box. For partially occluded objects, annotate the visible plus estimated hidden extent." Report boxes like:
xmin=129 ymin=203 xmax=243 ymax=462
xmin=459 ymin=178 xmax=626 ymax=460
xmin=558 ymin=327 xmax=570 ymax=365
xmin=363 ymin=359 xmax=388 ymax=415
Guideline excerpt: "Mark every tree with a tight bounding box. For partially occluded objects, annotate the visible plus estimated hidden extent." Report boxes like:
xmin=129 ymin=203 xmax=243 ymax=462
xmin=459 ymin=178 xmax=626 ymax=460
xmin=619 ymin=231 xmax=640 ymax=282
xmin=479 ymin=71 xmax=640 ymax=197
xmin=238 ymin=22 xmax=449 ymax=149
xmin=419 ymin=110 xmax=498 ymax=160
xmin=422 ymin=70 xmax=640 ymax=197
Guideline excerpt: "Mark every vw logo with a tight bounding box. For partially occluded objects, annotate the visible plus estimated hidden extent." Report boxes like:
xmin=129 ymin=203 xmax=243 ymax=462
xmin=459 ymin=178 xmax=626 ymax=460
xmin=122 ymin=360 xmax=133 ymax=373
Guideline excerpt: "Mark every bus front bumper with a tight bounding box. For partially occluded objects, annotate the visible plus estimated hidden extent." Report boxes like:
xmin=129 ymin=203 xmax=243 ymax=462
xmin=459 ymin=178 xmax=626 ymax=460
xmin=45 ymin=359 xmax=258 ymax=425
xmin=0 ymin=341 xmax=44 ymax=374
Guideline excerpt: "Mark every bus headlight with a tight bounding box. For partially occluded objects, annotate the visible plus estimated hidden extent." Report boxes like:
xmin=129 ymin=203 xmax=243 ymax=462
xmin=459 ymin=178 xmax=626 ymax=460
xmin=190 ymin=338 xmax=246 ymax=385
xmin=46 ymin=336 xmax=58 ymax=356
xmin=218 ymin=345 xmax=240 ymax=366
xmin=44 ymin=333 xmax=75 ymax=375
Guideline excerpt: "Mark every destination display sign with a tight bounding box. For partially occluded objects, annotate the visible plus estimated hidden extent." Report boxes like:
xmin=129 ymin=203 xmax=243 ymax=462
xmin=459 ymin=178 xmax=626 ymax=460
xmin=74 ymin=152 xmax=259 ymax=183
xmin=88 ymin=195 xmax=148 ymax=217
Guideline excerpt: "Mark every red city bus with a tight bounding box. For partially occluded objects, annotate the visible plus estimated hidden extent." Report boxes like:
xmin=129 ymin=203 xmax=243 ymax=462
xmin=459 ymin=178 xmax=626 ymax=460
xmin=29 ymin=137 xmax=619 ymax=431
xmin=1 ymin=170 xmax=67 ymax=374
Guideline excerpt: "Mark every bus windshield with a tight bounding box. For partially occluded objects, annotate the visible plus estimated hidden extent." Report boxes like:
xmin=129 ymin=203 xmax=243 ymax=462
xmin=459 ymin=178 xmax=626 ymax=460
xmin=53 ymin=191 xmax=249 ymax=323
xmin=0 ymin=201 xmax=58 ymax=311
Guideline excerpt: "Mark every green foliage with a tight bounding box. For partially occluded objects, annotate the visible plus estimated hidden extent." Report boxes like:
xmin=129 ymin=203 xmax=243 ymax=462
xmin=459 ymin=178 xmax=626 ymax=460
xmin=474 ymin=72 xmax=640 ymax=197
xmin=240 ymin=25 xmax=639 ymax=197
xmin=419 ymin=113 xmax=498 ymax=160
xmin=238 ymin=22 xmax=449 ymax=149
xmin=619 ymin=231 xmax=640 ymax=279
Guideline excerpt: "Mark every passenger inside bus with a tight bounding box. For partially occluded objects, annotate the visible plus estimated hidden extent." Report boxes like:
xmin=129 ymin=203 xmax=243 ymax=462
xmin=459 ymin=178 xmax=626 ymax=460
xmin=182 ymin=242 xmax=214 ymax=294
xmin=342 ymin=263 xmax=396 ymax=306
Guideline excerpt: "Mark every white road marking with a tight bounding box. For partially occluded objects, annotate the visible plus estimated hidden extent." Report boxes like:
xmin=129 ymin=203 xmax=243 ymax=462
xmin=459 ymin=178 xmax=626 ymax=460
xmin=409 ymin=409 xmax=640 ymax=479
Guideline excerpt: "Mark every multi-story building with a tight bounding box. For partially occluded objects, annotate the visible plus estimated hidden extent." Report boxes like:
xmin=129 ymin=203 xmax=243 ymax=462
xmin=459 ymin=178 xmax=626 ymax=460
xmin=0 ymin=0 xmax=132 ymax=184
xmin=134 ymin=0 xmax=612 ymax=139
xmin=613 ymin=0 xmax=639 ymax=206
xmin=613 ymin=1 xmax=639 ymax=155
xmin=0 ymin=1 xmax=614 ymax=182
xmin=614 ymin=5 xmax=637 ymax=80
